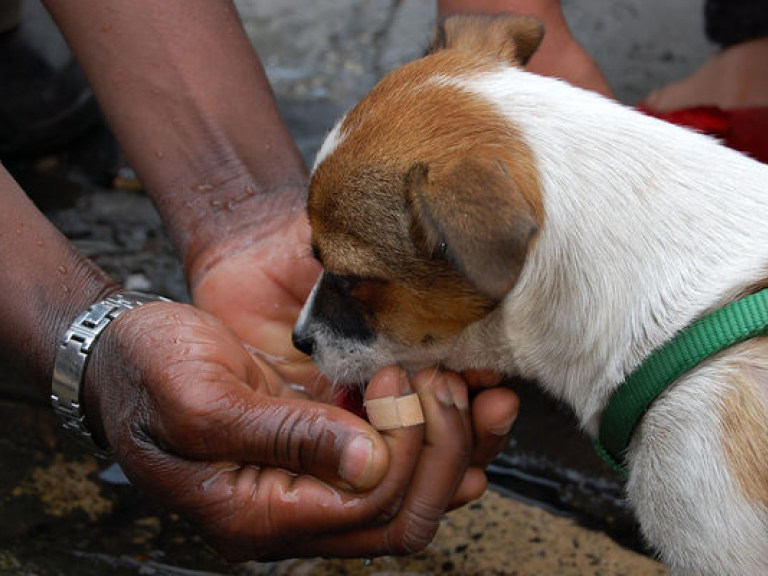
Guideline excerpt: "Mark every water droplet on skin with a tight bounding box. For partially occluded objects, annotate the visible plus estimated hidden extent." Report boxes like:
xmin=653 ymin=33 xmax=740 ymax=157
xmin=210 ymin=199 xmax=222 ymax=209
xmin=192 ymin=183 xmax=214 ymax=193
xmin=35 ymin=239 xmax=44 ymax=247
xmin=227 ymin=200 xmax=237 ymax=211
xmin=245 ymin=345 xmax=288 ymax=366
xmin=154 ymin=150 xmax=164 ymax=159
xmin=58 ymin=265 xmax=67 ymax=275
xmin=345 ymin=497 xmax=362 ymax=509
xmin=287 ymin=382 xmax=308 ymax=394
xmin=201 ymin=465 xmax=238 ymax=493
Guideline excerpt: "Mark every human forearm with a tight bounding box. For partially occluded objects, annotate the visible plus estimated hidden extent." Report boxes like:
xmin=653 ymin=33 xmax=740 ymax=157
xmin=0 ymin=165 xmax=118 ymax=400
xmin=42 ymin=0 xmax=308 ymax=276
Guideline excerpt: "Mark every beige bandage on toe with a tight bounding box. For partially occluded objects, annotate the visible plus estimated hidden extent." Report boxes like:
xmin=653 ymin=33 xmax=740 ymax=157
xmin=364 ymin=393 xmax=424 ymax=430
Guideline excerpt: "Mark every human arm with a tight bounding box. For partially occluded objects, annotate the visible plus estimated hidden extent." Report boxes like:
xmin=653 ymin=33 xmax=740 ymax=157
xmin=42 ymin=0 xmax=318 ymax=386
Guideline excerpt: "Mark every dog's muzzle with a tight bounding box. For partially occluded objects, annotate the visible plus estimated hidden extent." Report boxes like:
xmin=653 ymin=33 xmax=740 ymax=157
xmin=292 ymin=271 xmax=374 ymax=358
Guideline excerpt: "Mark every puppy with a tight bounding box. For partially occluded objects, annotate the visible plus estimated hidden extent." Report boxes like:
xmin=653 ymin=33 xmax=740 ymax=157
xmin=292 ymin=15 xmax=768 ymax=575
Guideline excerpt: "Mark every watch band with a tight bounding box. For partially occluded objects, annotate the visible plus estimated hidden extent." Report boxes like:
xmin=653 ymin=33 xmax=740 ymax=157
xmin=51 ymin=290 xmax=170 ymax=457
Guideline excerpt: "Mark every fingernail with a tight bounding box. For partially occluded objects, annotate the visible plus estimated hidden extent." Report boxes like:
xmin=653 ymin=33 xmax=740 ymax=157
xmin=340 ymin=435 xmax=375 ymax=488
xmin=446 ymin=372 xmax=469 ymax=411
xmin=487 ymin=415 xmax=516 ymax=436
xmin=432 ymin=372 xmax=455 ymax=407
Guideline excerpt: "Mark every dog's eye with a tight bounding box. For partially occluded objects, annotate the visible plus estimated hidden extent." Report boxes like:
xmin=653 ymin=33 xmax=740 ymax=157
xmin=433 ymin=241 xmax=448 ymax=259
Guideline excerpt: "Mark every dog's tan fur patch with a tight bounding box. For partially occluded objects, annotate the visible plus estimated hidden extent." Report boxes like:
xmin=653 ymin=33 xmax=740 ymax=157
xmin=352 ymin=275 xmax=495 ymax=346
xmin=719 ymin=338 xmax=768 ymax=509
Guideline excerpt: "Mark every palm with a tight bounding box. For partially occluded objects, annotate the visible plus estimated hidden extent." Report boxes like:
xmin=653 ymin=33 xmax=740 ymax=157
xmin=190 ymin=214 xmax=328 ymax=397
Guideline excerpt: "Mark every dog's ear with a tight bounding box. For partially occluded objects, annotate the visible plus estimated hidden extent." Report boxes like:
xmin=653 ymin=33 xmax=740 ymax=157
xmin=406 ymin=153 xmax=539 ymax=300
xmin=428 ymin=15 xmax=544 ymax=66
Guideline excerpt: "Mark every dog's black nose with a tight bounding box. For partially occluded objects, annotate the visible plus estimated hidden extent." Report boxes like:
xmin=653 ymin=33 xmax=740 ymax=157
xmin=291 ymin=329 xmax=315 ymax=357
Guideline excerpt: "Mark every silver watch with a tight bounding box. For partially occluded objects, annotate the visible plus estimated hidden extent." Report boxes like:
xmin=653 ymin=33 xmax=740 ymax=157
xmin=51 ymin=291 xmax=170 ymax=457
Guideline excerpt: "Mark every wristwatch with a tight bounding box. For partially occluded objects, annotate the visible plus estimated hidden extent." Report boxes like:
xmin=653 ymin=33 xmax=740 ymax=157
xmin=51 ymin=291 xmax=170 ymax=457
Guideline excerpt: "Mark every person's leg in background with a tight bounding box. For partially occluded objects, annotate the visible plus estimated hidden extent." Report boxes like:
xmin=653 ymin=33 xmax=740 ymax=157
xmin=644 ymin=0 xmax=768 ymax=111
xmin=637 ymin=0 xmax=768 ymax=163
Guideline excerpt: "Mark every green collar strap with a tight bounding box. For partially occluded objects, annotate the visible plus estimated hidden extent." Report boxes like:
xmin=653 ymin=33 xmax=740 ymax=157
xmin=595 ymin=288 xmax=768 ymax=475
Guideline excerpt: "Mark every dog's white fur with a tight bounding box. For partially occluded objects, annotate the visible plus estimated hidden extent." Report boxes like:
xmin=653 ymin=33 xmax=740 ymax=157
xmin=299 ymin=60 xmax=768 ymax=573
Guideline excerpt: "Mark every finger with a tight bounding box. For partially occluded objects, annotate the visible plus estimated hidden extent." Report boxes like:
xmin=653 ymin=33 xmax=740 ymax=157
xmin=469 ymin=386 xmax=519 ymax=468
xmin=288 ymin=369 xmax=474 ymax=558
xmin=114 ymin=436 xmax=380 ymax=561
xmin=450 ymin=385 xmax=520 ymax=509
xmin=143 ymin=346 xmax=389 ymax=491
xmin=448 ymin=466 xmax=489 ymax=509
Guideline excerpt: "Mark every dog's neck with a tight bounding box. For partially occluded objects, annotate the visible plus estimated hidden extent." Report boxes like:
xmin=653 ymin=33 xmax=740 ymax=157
xmin=453 ymin=69 xmax=768 ymax=435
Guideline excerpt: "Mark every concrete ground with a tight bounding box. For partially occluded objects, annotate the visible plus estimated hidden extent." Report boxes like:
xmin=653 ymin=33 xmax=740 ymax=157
xmin=1 ymin=0 xmax=718 ymax=574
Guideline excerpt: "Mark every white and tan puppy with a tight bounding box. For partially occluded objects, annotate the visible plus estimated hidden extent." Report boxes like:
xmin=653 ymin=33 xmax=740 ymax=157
xmin=292 ymin=15 xmax=768 ymax=574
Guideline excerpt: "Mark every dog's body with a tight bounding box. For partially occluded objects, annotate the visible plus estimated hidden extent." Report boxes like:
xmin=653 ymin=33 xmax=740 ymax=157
xmin=293 ymin=16 xmax=768 ymax=574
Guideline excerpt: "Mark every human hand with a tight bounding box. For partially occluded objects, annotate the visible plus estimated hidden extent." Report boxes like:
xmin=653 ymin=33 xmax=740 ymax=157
xmin=189 ymin=204 xmax=323 ymax=393
xmin=81 ymin=300 xmax=501 ymax=560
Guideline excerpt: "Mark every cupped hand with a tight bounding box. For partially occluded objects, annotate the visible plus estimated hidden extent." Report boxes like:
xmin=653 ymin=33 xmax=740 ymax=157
xmin=189 ymin=207 xmax=324 ymax=393
xmin=81 ymin=300 xmax=498 ymax=560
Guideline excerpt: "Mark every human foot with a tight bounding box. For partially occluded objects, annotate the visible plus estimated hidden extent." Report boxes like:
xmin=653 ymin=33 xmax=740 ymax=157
xmin=645 ymin=37 xmax=768 ymax=111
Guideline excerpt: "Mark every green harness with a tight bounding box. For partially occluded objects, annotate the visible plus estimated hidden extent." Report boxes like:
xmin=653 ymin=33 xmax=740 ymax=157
xmin=594 ymin=288 xmax=768 ymax=475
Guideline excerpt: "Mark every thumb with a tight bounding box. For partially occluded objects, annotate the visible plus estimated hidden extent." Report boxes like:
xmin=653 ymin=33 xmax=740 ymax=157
xmin=156 ymin=385 xmax=390 ymax=492
xmin=250 ymin=393 xmax=392 ymax=491
xmin=148 ymin=360 xmax=389 ymax=491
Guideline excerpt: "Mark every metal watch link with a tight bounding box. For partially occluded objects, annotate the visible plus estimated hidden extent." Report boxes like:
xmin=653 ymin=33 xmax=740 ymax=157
xmin=51 ymin=290 xmax=170 ymax=457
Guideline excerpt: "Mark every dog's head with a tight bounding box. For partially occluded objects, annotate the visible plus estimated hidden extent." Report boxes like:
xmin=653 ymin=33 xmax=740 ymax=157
xmin=293 ymin=15 xmax=546 ymax=384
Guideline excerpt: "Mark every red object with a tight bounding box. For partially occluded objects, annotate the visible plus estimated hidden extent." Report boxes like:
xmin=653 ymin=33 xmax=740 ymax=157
xmin=636 ymin=103 xmax=768 ymax=165
xmin=333 ymin=385 xmax=367 ymax=419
